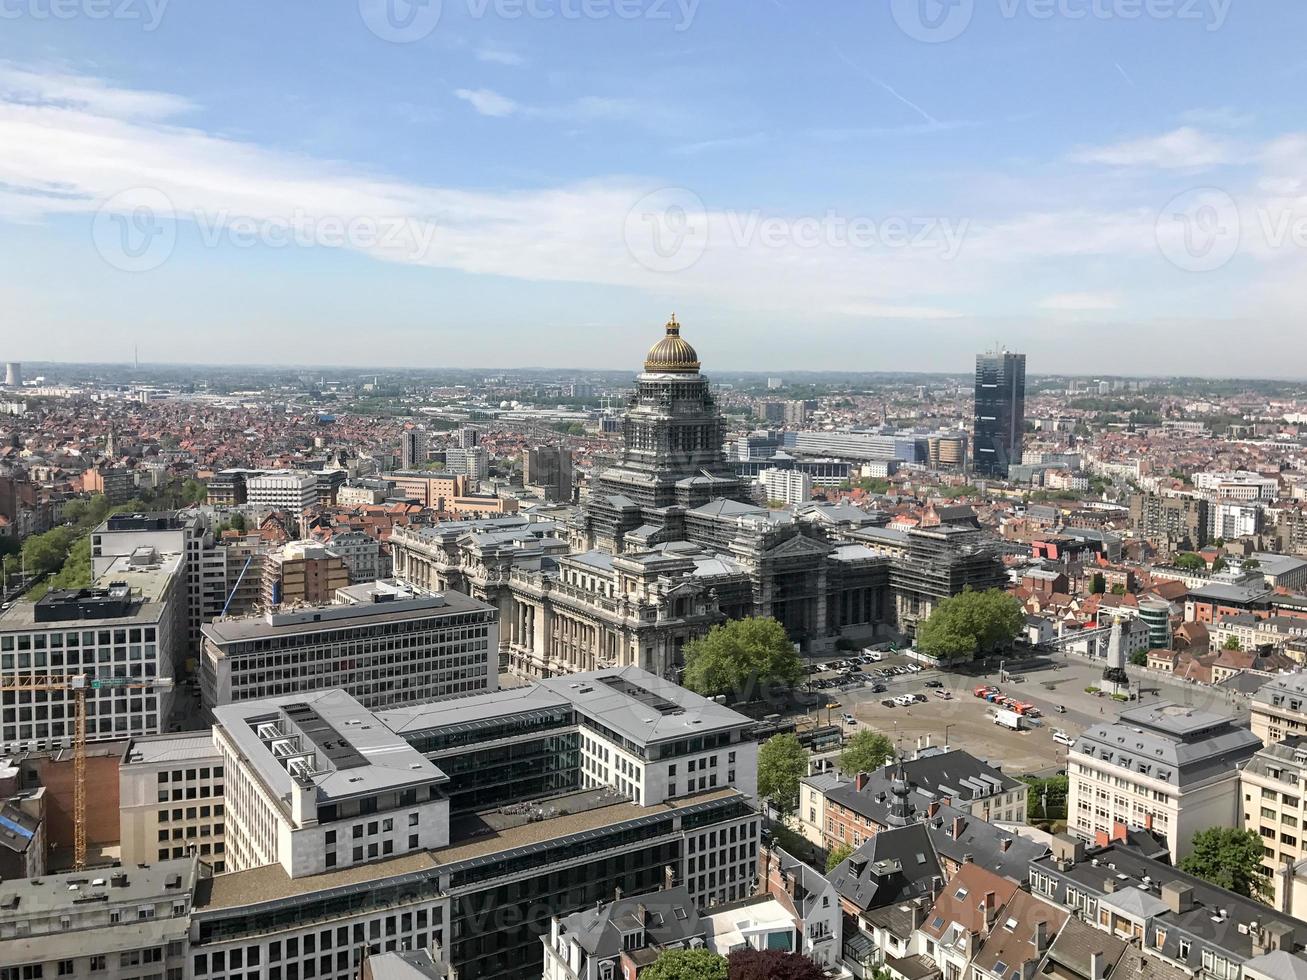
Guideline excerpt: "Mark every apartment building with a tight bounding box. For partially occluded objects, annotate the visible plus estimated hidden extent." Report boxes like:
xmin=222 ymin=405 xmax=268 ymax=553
xmin=119 ymin=731 xmax=228 ymax=870
xmin=444 ymin=445 xmax=488 ymax=483
xmin=1067 ymin=701 xmax=1262 ymax=861
xmin=245 ymin=470 xmax=318 ymax=514
xmin=0 ymin=857 xmax=199 ymax=980
xmin=1240 ymin=736 xmax=1307 ymax=908
xmin=758 ymin=466 xmax=813 ymax=505
xmin=1251 ymin=673 xmax=1307 ymax=744
xmin=0 ymin=557 xmax=184 ymax=752
xmin=260 ymin=539 xmax=350 ymax=608
xmin=387 ymin=472 xmax=466 ymax=508
xmin=200 ymin=581 xmax=498 ymax=710
xmin=819 ymin=750 xmax=1027 ymax=851
xmin=1128 ymin=493 xmax=1208 ymax=551
xmin=1031 ymin=836 xmax=1307 ymax=980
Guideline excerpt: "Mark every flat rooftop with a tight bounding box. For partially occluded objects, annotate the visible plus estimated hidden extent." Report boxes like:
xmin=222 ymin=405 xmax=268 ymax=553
xmin=0 ymin=858 xmax=197 ymax=920
xmin=213 ymin=690 xmax=447 ymax=810
xmin=194 ymin=787 xmax=744 ymax=914
xmin=122 ymin=731 xmax=220 ymax=766
xmin=380 ymin=666 xmax=753 ymax=747
xmin=1 ymin=553 xmax=181 ymax=630
xmin=201 ymin=586 xmax=492 ymax=644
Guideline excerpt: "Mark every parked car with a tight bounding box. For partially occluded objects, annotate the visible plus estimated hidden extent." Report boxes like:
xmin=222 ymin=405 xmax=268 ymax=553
xmin=842 ymin=713 xmax=857 ymax=726
xmin=869 ymin=683 xmax=887 ymax=693
xmin=863 ymin=649 xmax=884 ymax=661
xmin=933 ymin=689 xmax=953 ymax=700
xmin=904 ymin=663 xmax=922 ymax=673
xmin=1052 ymin=730 xmax=1076 ymax=747
xmin=924 ymin=679 xmax=943 ymax=688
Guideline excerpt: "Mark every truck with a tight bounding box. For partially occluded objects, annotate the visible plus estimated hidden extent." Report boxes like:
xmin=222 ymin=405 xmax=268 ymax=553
xmin=994 ymin=708 xmax=1024 ymax=731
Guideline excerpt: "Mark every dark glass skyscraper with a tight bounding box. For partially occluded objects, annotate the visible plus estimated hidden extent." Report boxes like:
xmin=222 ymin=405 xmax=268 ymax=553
xmin=973 ymin=349 xmax=1026 ymax=477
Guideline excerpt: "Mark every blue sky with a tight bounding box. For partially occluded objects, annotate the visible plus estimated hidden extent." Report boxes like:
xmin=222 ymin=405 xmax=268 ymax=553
xmin=1 ymin=0 xmax=1305 ymax=374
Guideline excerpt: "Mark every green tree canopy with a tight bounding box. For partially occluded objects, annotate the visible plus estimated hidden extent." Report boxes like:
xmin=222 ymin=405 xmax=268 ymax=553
xmin=1173 ymin=553 xmax=1205 ymax=571
xmin=727 ymin=948 xmax=823 ymax=980
xmin=840 ymin=730 xmax=895 ymax=777
xmin=1223 ymin=635 xmax=1241 ymax=651
xmin=757 ymin=734 xmax=809 ymax=817
xmin=1178 ymin=827 xmax=1271 ymax=900
xmin=825 ymin=842 xmax=853 ymax=873
xmin=682 ymin=617 xmax=802 ymax=700
xmin=643 ymin=948 xmax=728 ymax=980
xmin=915 ymin=589 xmax=1024 ymax=664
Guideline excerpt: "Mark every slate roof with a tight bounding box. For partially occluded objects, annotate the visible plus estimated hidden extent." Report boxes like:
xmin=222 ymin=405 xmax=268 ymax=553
xmin=829 ymin=823 xmax=944 ymax=913
xmin=558 ymin=886 xmax=702 ymax=957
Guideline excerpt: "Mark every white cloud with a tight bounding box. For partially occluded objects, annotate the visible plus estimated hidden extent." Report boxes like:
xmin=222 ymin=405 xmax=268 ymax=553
xmin=0 ymin=62 xmax=192 ymax=120
xmin=1070 ymin=127 xmax=1235 ymax=169
xmin=475 ymin=46 xmax=525 ymax=67
xmin=453 ymin=88 xmax=519 ymax=117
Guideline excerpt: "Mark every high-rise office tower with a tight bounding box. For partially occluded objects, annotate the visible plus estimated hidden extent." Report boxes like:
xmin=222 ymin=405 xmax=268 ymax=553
xmin=973 ymin=349 xmax=1026 ymax=478
xmin=400 ymin=427 xmax=428 ymax=469
xmin=458 ymin=425 xmax=480 ymax=449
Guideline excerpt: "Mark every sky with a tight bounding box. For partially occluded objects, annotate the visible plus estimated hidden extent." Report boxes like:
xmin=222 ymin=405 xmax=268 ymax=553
xmin=1 ymin=0 xmax=1306 ymax=375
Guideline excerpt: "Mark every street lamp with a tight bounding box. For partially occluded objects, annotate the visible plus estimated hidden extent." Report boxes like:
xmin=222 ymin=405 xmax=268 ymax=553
xmin=943 ymin=724 xmax=954 ymax=749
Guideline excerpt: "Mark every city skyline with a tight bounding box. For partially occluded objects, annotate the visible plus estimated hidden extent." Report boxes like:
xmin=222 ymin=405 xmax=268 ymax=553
xmin=2 ymin=4 xmax=1306 ymax=373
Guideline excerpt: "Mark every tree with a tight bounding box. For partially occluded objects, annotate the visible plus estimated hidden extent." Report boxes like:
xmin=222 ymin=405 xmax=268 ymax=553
xmin=181 ymin=478 xmax=208 ymax=504
xmin=1211 ymin=557 xmax=1227 ymax=573
xmin=1179 ymin=827 xmax=1270 ymax=900
xmin=1173 ymin=553 xmax=1205 ymax=571
xmin=757 ymin=734 xmax=808 ymax=817
xmin=1223 ymin=635 xmax=1241 ymax=651
xmin=1243 ymin=558 xmax=1261 ymax=571
xmin=826 ymin=842 xmax=853 ymax=873
xmin=1110 ymin=583 xmax=1126 ymax=596
xmin=1089 ymin=573 xmax=1105 ymax=595
xmin=1129 ymin=651 xmax=1148 ymax=666
xmin=728 ymin=948 xmax=822 ymax=980
xmin=840 ymin=730 xmax=895 ymax=776
xmin=682 ymin=617 xmax=802 ymax=700
xmin=915 ymin=589 xmax=1024 ymax=664
xmin=643 ymin=949 xmax=728 ymax=980
xmin=1021 ymin=774 xmax=1068 ymax=821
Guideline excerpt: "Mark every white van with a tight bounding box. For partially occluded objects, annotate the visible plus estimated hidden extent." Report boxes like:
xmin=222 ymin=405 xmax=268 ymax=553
xmin=1052 ymin=730 xmax=1076 ymax=747
xmin=863 ymin=649 xmax=884 ymax=661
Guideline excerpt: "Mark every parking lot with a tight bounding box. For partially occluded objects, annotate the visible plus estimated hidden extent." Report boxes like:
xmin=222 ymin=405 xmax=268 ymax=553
xmin=802 ymin=646 xmax=1250 ymax=778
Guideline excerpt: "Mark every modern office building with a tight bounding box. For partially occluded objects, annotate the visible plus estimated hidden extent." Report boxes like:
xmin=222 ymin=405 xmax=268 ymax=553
xmin=0 ymin=557 xmax=184 ymax=752
xmin=187 ymin=669 xmax=759 ymax=980
xmin=200 ymin=580 xmax=497 ymax=710
xmin=91 ymin=510 xmax=227 ymax=655
xmin=973 ymin=349 xmax=1026 ymax=478
xmin=119 ymin=731 xmax=228 ymax=870
xmin=1240 ymin=736 xmax=1307 ymax=906
xmin=388 ymin=471 xmax=467 ymax=508
xmin=792 ymin=429 xmax=928 ymax=464
xmin=245 ymin=470 xmax=319 ymax=514
xmin=1067 ymin=701 xmax=1262 ymax=861
xmin=213 ymin=690 xmax=452 ymax=877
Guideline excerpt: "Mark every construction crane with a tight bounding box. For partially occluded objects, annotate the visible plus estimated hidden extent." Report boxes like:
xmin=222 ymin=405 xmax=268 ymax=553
xmin=0 ymin=673 xmax=149 ymax=871
xmin=0 ymin=673 xmax=89 ymax=869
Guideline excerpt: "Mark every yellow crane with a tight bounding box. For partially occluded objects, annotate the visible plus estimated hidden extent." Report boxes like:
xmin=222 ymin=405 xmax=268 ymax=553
xmin=1 ymin=673 xmax=148 ymax=871
xmin=0 ymin=673 xmax=88 ymax=868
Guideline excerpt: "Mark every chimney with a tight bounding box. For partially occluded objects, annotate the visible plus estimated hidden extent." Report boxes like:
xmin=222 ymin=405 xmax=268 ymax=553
xmin=665 ymin=865 xmax=676 ymax=891
xmin=784 ymin=871 xmax=797 ymax=897
xmin=637 ymin=903 xmax=649 ymax=927
xmin=927 ymin=800 xmax=941 ymax=818
xmin=855 ymin=772 xmax=870 ymax=792
xmin=1161 ymin=881 xmax=1193 ymax=914
xmin=962 ymin=853 xmax=974 ymax=864
xmin=1000 ymin=837 xmax=1012 ymax=852
xmin=952 ymin=816 xmax=965 ymax=840
xmin=615 ymin=886 xmax=623 ymax=902
xmin=1145 ymin=813 xmax=1154 ymax=831
xmin=1104 ymin=879 xmax=1115 ymax=893
xmin=1090 ymin=952 xmax=1104 ymax=980
xmin=983 ymin=891 xmax=999 ymax=925
xmin=1035 ymin=918 xmax=1050 ymax=952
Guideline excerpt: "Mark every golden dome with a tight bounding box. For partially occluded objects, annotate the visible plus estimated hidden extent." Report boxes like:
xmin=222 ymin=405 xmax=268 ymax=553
xmin=643 ymin=314 xmax=701 ymax=374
